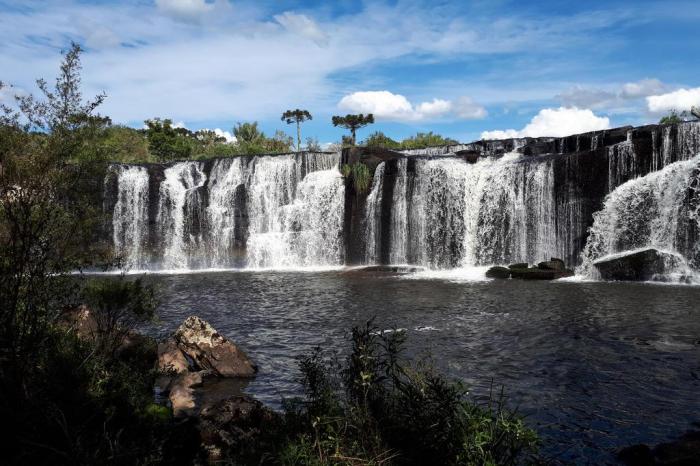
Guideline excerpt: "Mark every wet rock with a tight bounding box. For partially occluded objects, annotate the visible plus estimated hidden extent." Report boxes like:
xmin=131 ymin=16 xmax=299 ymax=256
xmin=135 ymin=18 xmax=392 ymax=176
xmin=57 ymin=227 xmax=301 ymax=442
xmin=619 ymin=431 xmax=700 ymax=466
xmin=510 ymin=267 xmax=574 ymax=280
xmin=346 ymin=265 xmax=424 ymax=274
xmin=169 ymin=371 xmax=206 ymax=417
xmin=157 ymin=337 xmax=189 ymax=374
xmin=174 ymin=316 xmax=257 ymax=378
xmin=593 ymin=248 xmax=684 ymax=281
xmin=538 ymin=258 xmax=566 ymax=271
xmin=199 ymin=395 xmax=279 ymax=462
xmin=486 ymin=266 xmax=511 ymax=279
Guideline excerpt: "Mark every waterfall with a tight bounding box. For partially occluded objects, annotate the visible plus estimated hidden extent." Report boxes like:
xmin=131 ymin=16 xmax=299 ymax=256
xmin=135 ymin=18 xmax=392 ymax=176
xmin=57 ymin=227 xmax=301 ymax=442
xmin=364 ymin=162 xmax=385 ymax=263
xmin=157 ymin=162 xmax=208 ymax=270
xmin=381 ymin=153 xmax=558 ymax=268
xmin=579 ymin=154 xmax=700 ymax=277
xmin=111 ymin=165 xmax=149 ymax=269
xmin=206 ymin=157 xmax=247 ymax=267
xmin=245 ymin=154 xmax=345 ymax=268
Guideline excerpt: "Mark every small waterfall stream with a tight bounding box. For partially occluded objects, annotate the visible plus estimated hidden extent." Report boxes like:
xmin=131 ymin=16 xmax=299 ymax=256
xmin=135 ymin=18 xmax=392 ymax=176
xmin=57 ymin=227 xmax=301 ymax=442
xmin=111 ymin=165 xmax=149 ymax=269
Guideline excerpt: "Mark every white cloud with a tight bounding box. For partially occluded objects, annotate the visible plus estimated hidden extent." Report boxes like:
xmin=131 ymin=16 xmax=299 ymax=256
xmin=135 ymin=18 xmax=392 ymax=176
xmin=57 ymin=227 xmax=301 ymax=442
xmin=646 ymin=87 xmax=700 ymax=113
xmin=415 ymin=98 xmax=452 ymax=118
xmin=452 ymin=96 xmax=488 ymax=119
xmin=481 ymin=107 xmax=610 ymax=139
xmin=557 ymin=79 xmax=668 ymax=112
xmin=211 ymin=128 xmax=236 ymax=143
xmin=274 ymin=12 xmax=329 ymax=46
xmin=155 ymin=0 xmax=216 ymax=22
xmin=338 ymin=91 xmax=485 ymax=122
xmin=621 ymin=78 xmax=665 ymax=98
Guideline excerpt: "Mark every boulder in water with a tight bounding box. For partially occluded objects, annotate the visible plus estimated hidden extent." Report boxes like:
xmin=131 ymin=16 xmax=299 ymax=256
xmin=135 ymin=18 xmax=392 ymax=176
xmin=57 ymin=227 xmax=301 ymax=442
xmin=538 ymin=258 xmax=566 ymax=271
xmin=510 ymin=266 xmax=574 ymax=280
xmin=174 ymin=316 xmax=257 ymax=378
xmin=486 ymin=266 xmax=511 ymax=279
xmin=593 ymin=248 xmax=684 ymax=281
xmin=158 ymin=337 xmax=190 ymax=374
xmin=168 ymin=371 xmax=205 ymax=417
xmin=508 ymin=262 xmax=529 ymax=270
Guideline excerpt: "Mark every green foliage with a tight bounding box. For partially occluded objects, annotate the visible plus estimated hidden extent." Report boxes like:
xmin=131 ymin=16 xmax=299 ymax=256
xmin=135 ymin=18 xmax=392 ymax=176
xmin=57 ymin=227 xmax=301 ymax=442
xmin=332 ymin=113 xmax=375 ymax=145
xmin=0 ymin=44 xmax=200 ymax=465
xmin=101 ymin=125 xmax=151 ymax=163
xmin=398 ymin=131 xmax=458 ymax=149
xmin=144 ymin=118 xmax=194 ymax=161
xmin=279 ymin=321 xmax=539 ymax=466
xmin=341 ymin=163 xmax=372 ymax=194
xmin=364 ymin=131 xmax=401 ymax=149
xmin=234 ymin=122 xmax=294 ymax=154
xmin=362 ymin=131 xmax=458 ymax=150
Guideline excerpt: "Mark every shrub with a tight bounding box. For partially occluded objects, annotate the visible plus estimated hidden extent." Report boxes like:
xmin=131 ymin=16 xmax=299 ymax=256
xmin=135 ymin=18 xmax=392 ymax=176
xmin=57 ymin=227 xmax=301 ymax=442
xmin=341 ymin=163 xmax=372 ymax=194
xmin=280 ymin=321 xmax=539 ymax=466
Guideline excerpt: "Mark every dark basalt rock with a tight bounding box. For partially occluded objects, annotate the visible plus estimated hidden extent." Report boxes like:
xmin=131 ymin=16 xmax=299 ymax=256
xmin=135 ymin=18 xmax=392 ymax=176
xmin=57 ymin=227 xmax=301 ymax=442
xmin=345 ymin=265 xmax=424 ymax=274
xmin=510 ymin=267 xmax=574 ymax=280
xmin=486 ymin=266 xmax=511 ymax=279
xmin=593 ymin=248 xmax=684 ymax=281
xmin=508 ymin=262 xmax=529 ymax=270
xmin=538 ymin=258 xmax=566 ymax=271
xmin=619 ymin=430 xmax=700 ymax=466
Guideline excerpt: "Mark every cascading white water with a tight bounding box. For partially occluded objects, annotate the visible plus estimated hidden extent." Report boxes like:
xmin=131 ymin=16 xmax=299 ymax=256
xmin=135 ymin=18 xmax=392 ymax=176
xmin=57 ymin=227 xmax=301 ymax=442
xmin=157 ymin=162 xmax=208 ymax=270
xmin=206 ymin=157 xmax=246 ymax=267
xmin=111 ymin=165 xmax=149 ymax=269
xmin=579 ymin=154 xmax=700 ymax=278
xmin=389 ymin=159 xmax=409 ymax=264
xmin=364 ymin=162 xmax=385 ymax=263
xmin=381 ymin=153 xmax=558 ymax=268
xmin=607 ymin=131 xmax=636 ymax=192
xmin=246 ymin=155 xmax=344 ymax=268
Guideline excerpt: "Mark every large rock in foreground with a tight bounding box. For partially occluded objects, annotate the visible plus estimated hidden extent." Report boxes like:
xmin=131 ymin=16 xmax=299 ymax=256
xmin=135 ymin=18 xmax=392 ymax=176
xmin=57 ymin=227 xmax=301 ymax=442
xmin=174 ymin=316 xmax=257 ymax=378
xmin=593 ymin=248 xmax=685 ymax=282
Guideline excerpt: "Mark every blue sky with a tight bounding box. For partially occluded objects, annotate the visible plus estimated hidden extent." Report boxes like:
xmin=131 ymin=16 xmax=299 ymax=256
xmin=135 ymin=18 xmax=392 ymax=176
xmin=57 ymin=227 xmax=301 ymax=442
xmin=1 ymin=0 xmax=699 ymax=145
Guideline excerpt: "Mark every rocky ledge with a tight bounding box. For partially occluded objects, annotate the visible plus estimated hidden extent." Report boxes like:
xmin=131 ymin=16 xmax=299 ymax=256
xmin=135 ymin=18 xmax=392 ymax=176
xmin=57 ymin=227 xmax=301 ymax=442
xmin=486 ymin=258 xmax=574 ymax=280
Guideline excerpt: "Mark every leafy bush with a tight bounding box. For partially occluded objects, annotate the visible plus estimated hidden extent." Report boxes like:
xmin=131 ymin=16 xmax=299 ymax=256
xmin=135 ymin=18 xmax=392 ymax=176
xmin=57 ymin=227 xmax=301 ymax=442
xmin=341 ymin=163 xmax=372 ymax=194
xmin=279 ymin=321 xmax=539 ymax=466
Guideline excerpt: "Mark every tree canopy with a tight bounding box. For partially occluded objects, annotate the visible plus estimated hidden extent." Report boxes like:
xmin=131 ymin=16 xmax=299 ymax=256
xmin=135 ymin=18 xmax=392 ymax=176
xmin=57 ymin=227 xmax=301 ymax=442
xmin=332 ymin=113 xmax=374 ymax=145
xmin=281 ymin=109 xmax=312 ymax=152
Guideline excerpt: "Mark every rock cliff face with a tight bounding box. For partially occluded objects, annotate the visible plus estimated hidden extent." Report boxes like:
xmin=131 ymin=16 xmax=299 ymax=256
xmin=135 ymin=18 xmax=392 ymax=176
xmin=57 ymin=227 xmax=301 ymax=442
xmin=103 ymin=121 xmax=700 ymax=273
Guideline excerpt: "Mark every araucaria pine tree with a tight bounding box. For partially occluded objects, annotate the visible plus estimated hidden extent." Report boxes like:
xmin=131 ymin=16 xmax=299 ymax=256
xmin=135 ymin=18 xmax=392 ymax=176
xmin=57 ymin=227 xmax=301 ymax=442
xmin=332 ymin=113 xmax=375 ymax=145
xmin=281 ymin=109 xmax=312 ymax=152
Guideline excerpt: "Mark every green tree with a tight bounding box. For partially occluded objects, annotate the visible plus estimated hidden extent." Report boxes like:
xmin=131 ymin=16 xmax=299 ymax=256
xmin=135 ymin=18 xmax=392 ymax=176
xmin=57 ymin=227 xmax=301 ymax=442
xmin=305 ymin=136 xmax=322 ymax=152
xmin=233 ymin=121 xmax=265 ymax=146
xmin=144 ymin=118 xmax=193 ymax=160
xmin=363 ymin=131 xmax=400 ymax=149
xmin=332 ymin=113 xmax=375 ymax=145
xmin=281 ymin=109 xmax=312 ymax=152
xmin=400 ymin=131 xmax=458 ymax=149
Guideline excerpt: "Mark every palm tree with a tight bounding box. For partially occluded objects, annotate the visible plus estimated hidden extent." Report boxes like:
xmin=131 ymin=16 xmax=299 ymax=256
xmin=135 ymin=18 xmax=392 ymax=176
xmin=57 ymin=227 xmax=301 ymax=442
xmin=281 ymin=109 xmax=312 ymax=152
xmin=331 ymin=114 xmax=374 ymax=146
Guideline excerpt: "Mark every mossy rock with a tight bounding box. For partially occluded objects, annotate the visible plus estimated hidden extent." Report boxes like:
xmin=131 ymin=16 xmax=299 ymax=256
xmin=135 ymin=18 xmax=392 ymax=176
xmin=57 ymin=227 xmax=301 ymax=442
xmin=486 ymin=266 xmax=511 ymax=279
xmin=508 ymin=262 xmax=529 ymax=270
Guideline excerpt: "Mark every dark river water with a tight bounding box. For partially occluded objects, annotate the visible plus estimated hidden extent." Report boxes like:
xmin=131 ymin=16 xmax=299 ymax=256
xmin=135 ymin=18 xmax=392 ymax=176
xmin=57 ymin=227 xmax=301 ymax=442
xmin=143 ymin=269 xmax=700 ymax=465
